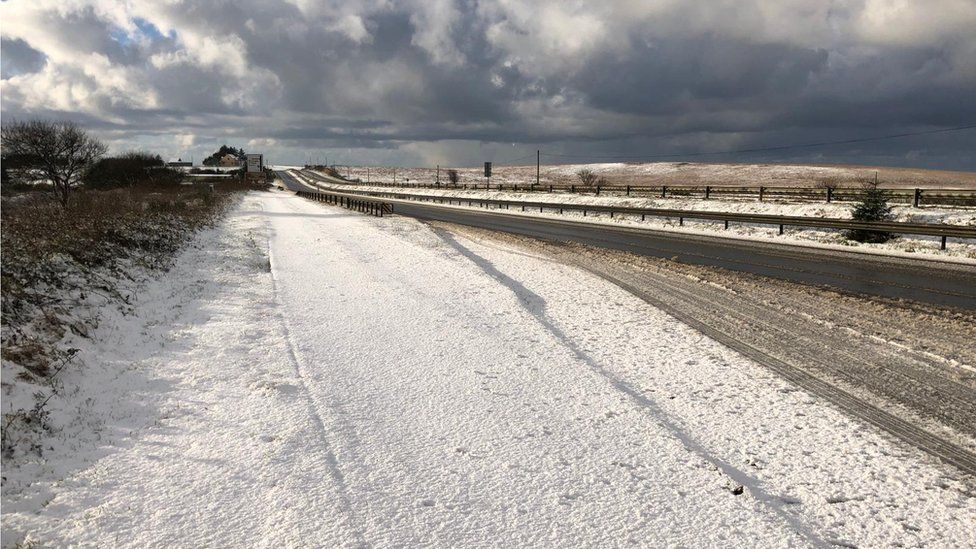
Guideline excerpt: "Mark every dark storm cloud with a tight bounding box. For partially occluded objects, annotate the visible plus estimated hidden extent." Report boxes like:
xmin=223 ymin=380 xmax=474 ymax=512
xmin=1 ymin=38 xmax=46 ymax=78
xmin=2 ymin=1 xmax=974 ymax=168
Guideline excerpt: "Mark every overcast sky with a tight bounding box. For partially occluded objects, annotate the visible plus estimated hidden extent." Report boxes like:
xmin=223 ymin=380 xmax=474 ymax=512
xmin=2 ymin=1 xmax=975 ymax=170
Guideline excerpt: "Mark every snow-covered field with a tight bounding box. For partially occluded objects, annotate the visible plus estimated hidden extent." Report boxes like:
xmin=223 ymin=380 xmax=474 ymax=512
xmin=3 ymin=189 xmax=974 ymax=546
xmin=300 ymin=170 xmax=976 ymax=261
xmin=338 ymin=161 xmax=976 ymax=189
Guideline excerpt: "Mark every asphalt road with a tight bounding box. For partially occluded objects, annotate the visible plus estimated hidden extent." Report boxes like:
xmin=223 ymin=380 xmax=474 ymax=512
xmin=277 ymin=171 xmax=976 ymax=309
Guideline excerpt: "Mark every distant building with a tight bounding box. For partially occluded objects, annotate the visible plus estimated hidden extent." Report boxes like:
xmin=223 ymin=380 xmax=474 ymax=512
xmin=219 ymin=154 xmax=242 ymax=167
xmin=246 ymin=153 xmax=263 ymax=173
xmin=167 ymin=158 xmax=192 ymax=167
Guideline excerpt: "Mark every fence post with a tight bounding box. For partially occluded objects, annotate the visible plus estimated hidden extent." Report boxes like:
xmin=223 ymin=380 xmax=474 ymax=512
xmin=549 ymin=184 xmax=553 ymax=193
xmin=759 ymin=186 xmax=765 ymax=202
xmin=626 ymin=185 xmax=631 ymax=196
xmin=826 ymin=187 xmax=833 ymax=203
xmin=571 ymin=184 xmax=575 ymax=193
xmin=724 ymin=220 xmax=729 ymax=229
xmin=705 ymin=186 xmax=710 ymax=200
xmin=596 ymin=185 xmax=600 ymax=196
xmin=779 ymin=224 xmax=783 ymax=235
xmin=914 ymin=188 xmax=921 ymax=208
xmin=662 ymin=185 xmax=667 ymax=198
xmin=941 ymin=235 xmax=947 ymax=250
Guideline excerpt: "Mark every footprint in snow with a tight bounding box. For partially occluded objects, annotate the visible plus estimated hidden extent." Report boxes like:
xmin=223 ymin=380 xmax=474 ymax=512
xmin=558 ymin=493 xmax=580 ymax=505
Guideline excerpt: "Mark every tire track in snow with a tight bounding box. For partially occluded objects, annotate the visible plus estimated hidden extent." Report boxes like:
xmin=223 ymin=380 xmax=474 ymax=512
xmin=428 ymin=226 xmax=828 ymax=548
xmin=259 ymin=198 xmax=371 ymax=547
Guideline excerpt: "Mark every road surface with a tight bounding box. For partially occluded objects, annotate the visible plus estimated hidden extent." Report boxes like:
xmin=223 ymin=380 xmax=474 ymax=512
xmin=279 ymin=170 xmax=976 ymax=309
xmin=280 ymin=169 xmax=976 ymax=474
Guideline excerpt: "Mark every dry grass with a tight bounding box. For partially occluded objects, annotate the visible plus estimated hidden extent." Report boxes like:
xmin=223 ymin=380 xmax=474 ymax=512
xmin=1 ymin=181 xmax=264 ymax=457
xmin=1 ymin=183 xmax=258 ymax=373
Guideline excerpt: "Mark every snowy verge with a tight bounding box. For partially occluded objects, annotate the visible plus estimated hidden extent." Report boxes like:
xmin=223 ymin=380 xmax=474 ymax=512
xmin=1 ymin=190 xmax=240 ymax=497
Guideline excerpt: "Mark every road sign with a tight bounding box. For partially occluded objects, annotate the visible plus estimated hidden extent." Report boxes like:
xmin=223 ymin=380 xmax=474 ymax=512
xmin=246 ymin=153 xmax=263 ymax=173
xmin=484 ymin=162 xmax=492 ymax=178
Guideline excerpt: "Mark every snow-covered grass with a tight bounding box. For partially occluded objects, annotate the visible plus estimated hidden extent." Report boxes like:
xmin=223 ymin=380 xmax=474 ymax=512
xmin=3 ymin=190 xmax=973 ymax=546
xmin=1 ymin=185 xmax=246 ymax=468
xmin=300 ymin=170 xmax=976 ymax=261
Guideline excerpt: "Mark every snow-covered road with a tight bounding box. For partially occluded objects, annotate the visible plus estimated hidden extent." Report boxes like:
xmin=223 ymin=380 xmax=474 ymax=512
xmin=4 ymin=190 xmax=974 ymax=547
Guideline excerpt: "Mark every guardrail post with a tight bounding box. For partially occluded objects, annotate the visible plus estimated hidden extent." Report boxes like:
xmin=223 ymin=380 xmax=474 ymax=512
xmin=610 ymin=211 xmax=614 ymax=218
xmin=724 ymin=220 xmax=729 ymax=229
xmin=626 ymin=185 xmax=631 ymax=196
xmin=596 ymin=185 xmax=600 ymax=196
xmin=826 ymin=187 xmax=833 ymax=203
xmin=941 ymin=235 xmax=947 ymax=250
xmin=571 ymin=184 xmax=575 ymax=193
xmin=549 ymin=184 xmax=553 ymax=193
xmin=779 ymin=224 xmax=784 ymax=235
xmin=759 ymin=186 xmax=765 ymax=202
xmin=914 ymin=188 xmax=921 ymax=208
xmin=679 ymin=216 xmax=683 ymax=226
xmin=662 ymin=185 xmax=667 ymax=198
xmin=705 ymin=186 xmax=710 ymax=200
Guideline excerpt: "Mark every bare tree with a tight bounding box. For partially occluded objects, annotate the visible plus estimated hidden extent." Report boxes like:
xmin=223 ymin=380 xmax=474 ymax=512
xmin=576 ymin=168 xmax=599 ymax=187
xmin=446 ymin=169 xmax=460 ymax=186
xmin=1 ymin=119 xmax=107 ymax=206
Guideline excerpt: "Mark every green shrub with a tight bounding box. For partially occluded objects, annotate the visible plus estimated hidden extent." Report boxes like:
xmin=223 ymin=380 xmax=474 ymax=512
xmin=847 ymin=182 xmax=894 ymax=243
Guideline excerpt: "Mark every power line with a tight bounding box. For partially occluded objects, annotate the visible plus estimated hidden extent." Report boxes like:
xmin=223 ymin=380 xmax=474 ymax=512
xmin=539 ymin=124 xmax=976 ymax=161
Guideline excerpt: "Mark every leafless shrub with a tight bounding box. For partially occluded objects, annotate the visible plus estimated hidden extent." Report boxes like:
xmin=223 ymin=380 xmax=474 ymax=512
xmin=577 ymin=169 xmax=599 ymax=187
xmin=84 ymin=151 xmax=182 ymax=189
xmin=447 ymin=169 xmax=460 ymax=185
xmin=1 ymin=119 xmax=107 ymax=206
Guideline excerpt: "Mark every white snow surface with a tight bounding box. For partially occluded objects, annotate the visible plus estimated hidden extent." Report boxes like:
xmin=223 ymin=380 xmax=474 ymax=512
xmin=3 ymin=190 xmax=974 ymax=547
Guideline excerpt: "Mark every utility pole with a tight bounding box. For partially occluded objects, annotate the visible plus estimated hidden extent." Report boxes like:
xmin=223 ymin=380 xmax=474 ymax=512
xmin=536 ymin=150 xmax=540 ymax=187
xmin=394 ymin=167 xmax=397 ymax=186
xmin=367 ymin=167 xmax=370 ymax=183
xmin=436 ymin=165 xmax=440 ymax=186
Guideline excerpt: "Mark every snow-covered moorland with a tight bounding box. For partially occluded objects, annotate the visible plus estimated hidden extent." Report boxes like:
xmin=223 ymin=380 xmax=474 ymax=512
xmin=303 ymin=170 xmax=976 ymax=261
xmin=3 ymin=189 xmax=973 ymax=547
xmin=338 ymin=161 xmax=976 ymax=190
